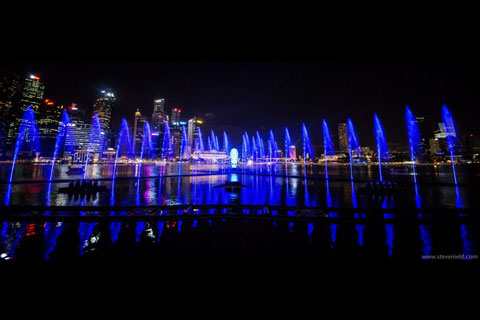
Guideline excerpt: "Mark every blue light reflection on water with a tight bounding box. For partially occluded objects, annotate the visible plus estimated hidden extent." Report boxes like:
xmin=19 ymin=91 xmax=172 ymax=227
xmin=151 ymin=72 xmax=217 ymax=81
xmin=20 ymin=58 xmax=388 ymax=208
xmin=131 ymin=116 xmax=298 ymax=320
xmin=382 ymin=196 xmax=394 ymax=257
xmin=454 ymin=186 xmax=475 ymax=257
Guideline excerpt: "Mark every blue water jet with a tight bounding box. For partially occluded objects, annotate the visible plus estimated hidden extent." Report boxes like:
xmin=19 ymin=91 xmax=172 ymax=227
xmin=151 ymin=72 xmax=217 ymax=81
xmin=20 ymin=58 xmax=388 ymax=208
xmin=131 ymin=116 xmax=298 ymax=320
xmin=9 ymin=107 xmax=39 ymax=183
xmin=405 ymin=105 xmax=421 ymax=183
xmin=347 ymin=118 xmax=361 ymax=181
xmin=322 ymin=119 xmax=334 ymax=179
xmin=49 ymin=110 xmax=72 ymax=181
xmin=84 ymin=113 xmax=104 ymax=179
xmin=374 ymin=113 xmax=389 ymax=182
xmin=161 ymin=121 xmax=173 ymax=160
xmin=113 ymin=118 xmax=133 ymax=179
xmin=195 ymin=127 xmax=204 ymax=152
xmin=137 ymin=121 xmax=153 ymax=177
xmin=223 ymin=131 xmax=229 ymax=154
xmin=441 ymin=105 xmax=459 ymax=184
xmin=180 ymin=125 xmax=188 ymax=159
xmin=302 ymin=123 xmax=314 ymax=166
xmin=285 ymin=127 xmax=292 ymax=162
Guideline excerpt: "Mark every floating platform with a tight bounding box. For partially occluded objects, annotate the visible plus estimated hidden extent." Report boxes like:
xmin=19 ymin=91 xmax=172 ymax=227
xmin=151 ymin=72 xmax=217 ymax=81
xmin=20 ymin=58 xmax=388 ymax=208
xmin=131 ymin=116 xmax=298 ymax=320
xmin=213 ymin=181 xmax=250 ymax=193
xmin=58 ymin=185 xmax=107 ymax=194
xmin=66 ymin=166 xmax=85 ymax=174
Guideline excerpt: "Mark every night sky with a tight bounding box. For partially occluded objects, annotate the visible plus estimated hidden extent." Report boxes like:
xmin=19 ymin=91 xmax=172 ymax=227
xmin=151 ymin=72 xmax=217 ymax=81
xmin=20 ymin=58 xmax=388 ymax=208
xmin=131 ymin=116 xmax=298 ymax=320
xmin=2 ymin=61 xmax=479 ymax=153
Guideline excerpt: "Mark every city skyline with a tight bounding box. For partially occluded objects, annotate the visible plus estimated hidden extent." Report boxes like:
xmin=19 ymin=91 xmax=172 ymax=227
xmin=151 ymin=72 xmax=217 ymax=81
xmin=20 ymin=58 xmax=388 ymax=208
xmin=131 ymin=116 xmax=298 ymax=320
xmin=1 ymin=63 xmax=479 ymax=162
xmin=1 ymin=61 xmax=479 ymax=149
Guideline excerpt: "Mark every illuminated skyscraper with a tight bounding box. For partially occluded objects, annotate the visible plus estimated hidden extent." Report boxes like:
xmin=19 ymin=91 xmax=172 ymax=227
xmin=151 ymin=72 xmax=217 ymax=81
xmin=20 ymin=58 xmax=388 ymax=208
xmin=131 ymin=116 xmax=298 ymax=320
xmin=92 ymin=89 xmax=115 ymax=146
xmin=133 ymin=109 xmax=147 ymax=156
xmin=151 ymin=98 xmax=168 ymax=157
xmin=0 ymin=70 xmax=20 ymax=156
xmin=38 ymin=99 xmax=63 ymax=156
xmin=188 ymin=116 xmax=203 ymax=150
xmin=6 ymin=74 xmax=45 ymax=155
xmin=289 ymin=145 xmax=296 ymax=160
xmin=171 ymin=107 xmax=181 ymax=124
xmin=338 ymin=123 xmax=348 ymax=152
xmin=19 ymin=75 xmax=45 ymax=114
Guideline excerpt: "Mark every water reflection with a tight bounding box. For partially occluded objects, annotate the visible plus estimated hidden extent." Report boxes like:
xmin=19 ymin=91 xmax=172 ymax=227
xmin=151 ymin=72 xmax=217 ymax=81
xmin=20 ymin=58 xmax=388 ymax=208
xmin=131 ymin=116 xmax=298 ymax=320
xmin=383 ymin=197 xmax=394 ymax=257
xmin=0 ymin=221 xmax=26 ymax=260
xmin=44 ymin=221 xmax=64 ymax=260
xmin=326 ymin=180 xmax=337 ymax=249
xmin=352 ymin=181 xmax=365 ymax=247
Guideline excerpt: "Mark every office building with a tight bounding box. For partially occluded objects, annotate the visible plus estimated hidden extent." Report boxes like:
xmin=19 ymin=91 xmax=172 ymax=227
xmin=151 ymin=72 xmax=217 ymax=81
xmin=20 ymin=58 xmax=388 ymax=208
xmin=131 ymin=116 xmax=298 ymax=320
xmin=0 ymin=70 xmax=21 ymax=156
xmin=187 ymin=116 xmax=203 ymax=150
xmin=338 ymin=123 xmax=348 ymax=152
xmin=92 ymin=89 xmax=115 ymax=147
xmin=151 ymin=99 xmax=168 ymax=157
xmin=171 ymin=107 xmax=181 ymax=124
xmin=37 ymin=99 xmax=63 ymax=157
xmin=133 ymin=109 xmax=147 ymax=156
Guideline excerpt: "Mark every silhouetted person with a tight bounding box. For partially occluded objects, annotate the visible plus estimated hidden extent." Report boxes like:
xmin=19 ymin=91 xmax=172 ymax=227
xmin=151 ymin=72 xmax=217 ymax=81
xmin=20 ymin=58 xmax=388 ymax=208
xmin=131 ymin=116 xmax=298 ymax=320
xmin=81 ymin=180 xmax=86 ymax=192
xmin=69 ymin=180 xmax=74 ymax=191
xmin=93 ymin=180 xmax=98 ymax=190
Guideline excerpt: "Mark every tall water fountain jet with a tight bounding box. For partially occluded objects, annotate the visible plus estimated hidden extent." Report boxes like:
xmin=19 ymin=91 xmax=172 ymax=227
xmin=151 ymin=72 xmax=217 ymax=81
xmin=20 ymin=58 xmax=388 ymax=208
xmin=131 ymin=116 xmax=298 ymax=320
xmin=269 ymin=130 xmax=278 ymax=159
xmin=322 ymin=119 xmax=334 ymax=179
xmin=180 ymin=125 xmax=188 ymax=159
xmin=285 ymin=127 xmax=292 ymax=162
xmin=302 ymin=123 xmax=314 ymax=166
xmin=195 ymin=127 xmax=204 ymax=152
xmin=441 ymin=105 xmax=459 ymax=185
xmin=49 ymin=110 xmax=72 ymax=181
xmin=223 ymin=131 xmax=229 ymax=154
xmin=83 ymin=113 xmax=104 ymax=179
xmin=113 ymin=118 xmax=133 ymax=178
xmin=161 ymin=121 xmax=173 ymax=160
xmin=256 ymin=131 xmax=265 ymax=159
xmin=405 ymin=105 xmax=421 ymax=184
xmin=242 ymin=134 xmax=248 ymax=160
xmin=374 ymin=113 xmax=389 ymax=182
xmin=210 ymin=130 xmax=217 ymax=151
xmin=9 ymin=107 xmax=39 ymax=183
xmin=207 ymin=136 xmax=212 ymax=151
xmin=347 ymin=118 xmax=361 ymax=181
xmin=138 ymin=121 xmax=153 ymax=177
xmin=215 ymin=134 xmax=220 ymax=152
xmin=251 ymin=136 xmax=257 ymax=161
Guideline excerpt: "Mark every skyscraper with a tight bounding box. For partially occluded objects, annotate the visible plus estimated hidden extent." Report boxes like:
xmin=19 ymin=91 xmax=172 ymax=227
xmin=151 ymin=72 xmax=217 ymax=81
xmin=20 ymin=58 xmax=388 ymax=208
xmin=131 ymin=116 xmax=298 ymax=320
xmin=338 ymin=123 xmax=348 ymax=152
xmin=19 ymin=75 xmax=45 ymax=114
xmin=133 ymin=109 xmax=147 ymax=156
xmin=92 ymin=89 xmax=115 ymax=147
xmin=415 ymin=116 xmax=432 ymax=156
xmin=7 ymin=74 xmax=45 ymax=156
xmin=0 ymin=70 xmax=20 ymax=156
xmin=289 ymin=145 xmax=296 ymax=160
xmin=171 ymin=107 xmax=181 ymax=124
xmin=151 ymin=99 xmax=168 ymax=157
xmin=37 ymin=99 xmax=63 ymax=157
xmin=187 ymin=116 xmax=203 ymax=150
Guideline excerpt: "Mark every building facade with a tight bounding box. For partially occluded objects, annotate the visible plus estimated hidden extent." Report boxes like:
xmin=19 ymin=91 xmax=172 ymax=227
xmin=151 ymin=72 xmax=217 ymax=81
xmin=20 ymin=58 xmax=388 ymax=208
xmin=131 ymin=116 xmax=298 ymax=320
xmin=151 ymin=98 xmax=168 ymax=158
xmin=338 ymin=123 xmax=348 ymax=152
xmin=133 ymin=109 xmax=147 ymax=156
xmin=92 ymin=89 xmax=115 ymax=148
xmin=0 ymin=70 xmax=21 ymax=156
